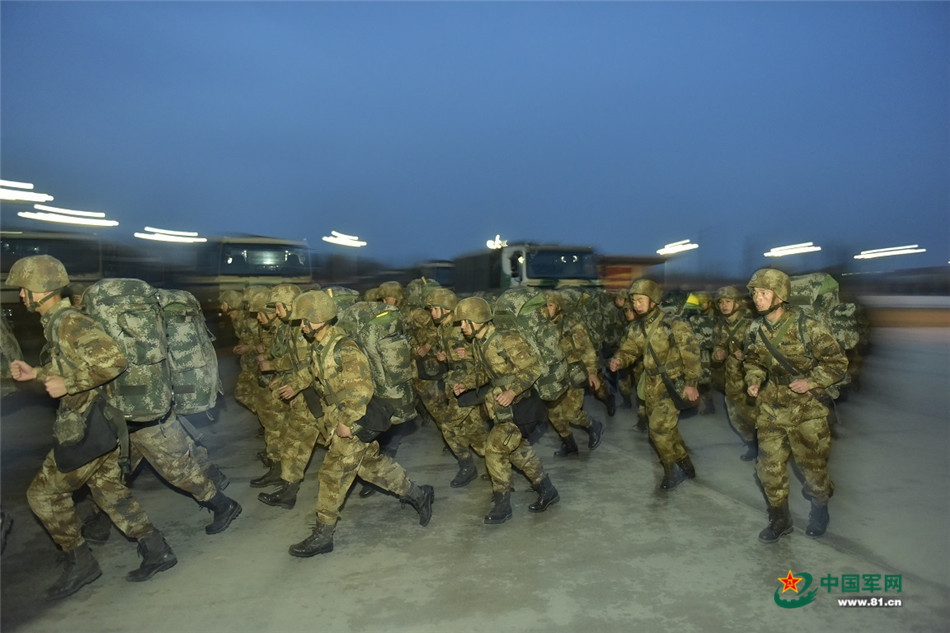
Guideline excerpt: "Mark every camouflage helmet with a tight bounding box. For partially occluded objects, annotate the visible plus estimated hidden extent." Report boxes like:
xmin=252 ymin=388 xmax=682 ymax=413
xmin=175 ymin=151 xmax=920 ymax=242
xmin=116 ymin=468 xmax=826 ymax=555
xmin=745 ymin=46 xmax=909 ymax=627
xmin=628 ymin=278 xmax=662 ymax=304
xmin=716 ymin=286 xmax=745 ymax=301
xmin=363 ymin=287 xmax=382 ymax=302
xmin=6 ymin=255 xmax=70 ymax=292
xmin=456 ymin=296 xmax=493 ymax=323
xmin=378 ymin=281 xmax=404 ymax=302
xmin=291 ymin=290 xmax=338 ymax=323
xmin=247 ymin=287 xmax=273 ymax=313
xmin=426 ymin=287 xmax=459 ymax=311
xmin=544 ymin=290 xmax=566 ymax=309
xmin=406 ymin=277 xmax=440 ymax=308
xmin=219 ymin=289 xmax=243 ymax=309
xmin=747 ymin=268 xmax=790 ymax=302
xmin=269 ymin=283 xmax=301 ymax=308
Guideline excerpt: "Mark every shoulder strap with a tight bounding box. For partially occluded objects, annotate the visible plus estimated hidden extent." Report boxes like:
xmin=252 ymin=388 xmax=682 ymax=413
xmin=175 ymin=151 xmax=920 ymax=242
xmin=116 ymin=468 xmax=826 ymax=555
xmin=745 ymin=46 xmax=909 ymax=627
xmin=755 ymin=315 xmax=802 ymax=376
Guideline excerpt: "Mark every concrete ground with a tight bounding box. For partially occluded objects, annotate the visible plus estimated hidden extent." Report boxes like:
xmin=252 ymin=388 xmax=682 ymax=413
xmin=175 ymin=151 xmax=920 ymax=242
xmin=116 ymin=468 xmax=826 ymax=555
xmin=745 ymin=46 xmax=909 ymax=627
xmin=1 ymin=327 xmax=948 ymax=632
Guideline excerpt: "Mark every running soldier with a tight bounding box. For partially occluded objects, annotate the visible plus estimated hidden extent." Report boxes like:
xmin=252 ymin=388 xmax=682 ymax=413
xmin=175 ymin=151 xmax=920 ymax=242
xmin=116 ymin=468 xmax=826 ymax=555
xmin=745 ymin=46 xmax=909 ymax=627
xmin=542 ymin=291 xmax=604 ymax=457
xmin=288 ymin=291 xmax=434 ymax=558
xmin=711 ymin=286 xmax=757 ymax=461
xmin=452 ymin=297 xmax=559 ymax=524
xmin=744 ymin=268 xmax=847 ymax=543
xmin=7 ymin=255 xmax=176 ymax=599
xmin=608 ymin=279 xmax=701 ymax=490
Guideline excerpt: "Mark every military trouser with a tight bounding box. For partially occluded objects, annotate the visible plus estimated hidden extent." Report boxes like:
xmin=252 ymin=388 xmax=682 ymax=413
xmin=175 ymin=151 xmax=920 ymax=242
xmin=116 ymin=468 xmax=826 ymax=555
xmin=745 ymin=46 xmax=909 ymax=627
xmin=129 ymin=416 xmax=217 ymax=504
xmin=234 ymin=352 xmax=259 ymax=414
xmin=414 ymin=378 xmax=448 ymax=435
xmin=545 ymin=386 xmax=593 ymax=438
xmin=642 ymin=375 xmax=689 ymax=464
xmin=315 ymin=433 xmax=412 ymax=526
xmin=756 ymin=405 xmax=834 ymax=507
xmin=439 ymin=386 xmax=488 ymax=461
xmin=28 ymin=447 xmax=155 ymax=551
xmin=484 ymin=421 xmax=545 ymax=494
xmin=254 ymin=384 xmax=286 ymax=464
xmin=275 ymin=394 xmax=326 ymax=484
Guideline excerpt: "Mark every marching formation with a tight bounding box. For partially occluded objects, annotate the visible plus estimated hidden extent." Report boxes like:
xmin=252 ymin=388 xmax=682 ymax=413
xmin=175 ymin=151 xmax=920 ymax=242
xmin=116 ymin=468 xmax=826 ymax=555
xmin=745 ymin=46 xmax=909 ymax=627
xmin=5 ymin=254 xmax=865 ymax=601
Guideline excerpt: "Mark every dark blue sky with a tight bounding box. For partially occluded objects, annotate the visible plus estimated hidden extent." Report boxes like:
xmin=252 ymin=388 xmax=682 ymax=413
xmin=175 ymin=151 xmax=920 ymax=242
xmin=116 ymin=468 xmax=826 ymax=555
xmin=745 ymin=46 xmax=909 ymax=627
xmin=2 ymin=1 xmax=947 ymax=278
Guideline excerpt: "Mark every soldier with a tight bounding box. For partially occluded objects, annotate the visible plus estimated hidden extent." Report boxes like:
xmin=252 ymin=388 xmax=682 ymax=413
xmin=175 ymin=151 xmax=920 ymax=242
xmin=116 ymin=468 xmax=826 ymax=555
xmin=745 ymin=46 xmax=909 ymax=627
xmin=426 ymin=287 xmax=488 ymax=486
xmin=229 ymin=286 xmax=267 ymax=417
xmin=681 ymin=292 xmax=716 ymax=415
xmin=744 ymin=268 xmax=847 ymax=543
xmin=288 ymin=291 xmax=434 ymax=558
xmin=712 ymin=286 xmax=757 ymax=461
xmin=256 ymin=284 xmax=327 ymax=509
xmin=608 ymin=279 xmax=701 ymax=490
xmin=247 ymin=286 xmax=287 ymax=487
xmin=452 ymin=297 xmax=559 ymax=524
xmin=542 ymin=291 xmax=604 ymax=457
xmin=6 ymin=255 xmax=176 ymax=599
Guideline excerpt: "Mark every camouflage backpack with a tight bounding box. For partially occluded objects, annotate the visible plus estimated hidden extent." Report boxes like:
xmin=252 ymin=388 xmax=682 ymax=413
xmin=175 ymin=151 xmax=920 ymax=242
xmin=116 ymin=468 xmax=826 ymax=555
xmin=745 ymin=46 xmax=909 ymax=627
xmin=158 ymin=288 xmax=222 ymax=416
xmin=336 ymin=301 xmax=415 ymax=423
xmin=788 ymin=273 xmax=860 ymax=351
xmin=83 ymin=278 xmax=172 ymax=422
xmin=558 ymin=286 xmax=611 ymax=351
xmin=493 ymin=287 xmax=568 ymax=401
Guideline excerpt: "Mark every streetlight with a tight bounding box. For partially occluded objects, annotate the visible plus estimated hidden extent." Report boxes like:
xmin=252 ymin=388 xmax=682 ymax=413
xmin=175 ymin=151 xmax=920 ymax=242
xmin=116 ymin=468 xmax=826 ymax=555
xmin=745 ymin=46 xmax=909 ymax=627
xmin=763 ymin=242 xmax=822 ymax=257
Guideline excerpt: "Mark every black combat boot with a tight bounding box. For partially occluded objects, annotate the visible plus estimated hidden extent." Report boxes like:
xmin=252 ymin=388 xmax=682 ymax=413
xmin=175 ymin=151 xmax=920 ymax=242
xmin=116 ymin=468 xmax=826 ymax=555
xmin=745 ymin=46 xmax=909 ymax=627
xmin=127 ymin=530 xmax=177 ymax=582
xmin=528 ymin=475 xmax=560 ymax=513
xmin=606 ymin=392 xmax=617 ymax=417
xmin=401 ymin=483 xmax=435 ymax=526
xmin=758 ymin=501 xmax=794 ymax=543
xmin=206 ymin=464 xmax=230 ymax=490
xmin=358 ymin=483 xmax=378 ymax=498
xmin=676 ymin=455 xmax=696 ymax=479
xmin=740 ymin=440 xmax=758 ymax=462
xmin=249 ymin=462 xmax=282 ymax=488
xmin=450 ymin=456 xmax=478 ymax=488
xmin=289 ymin=520 xmax=335 ymax=557
xmin=45 ymin=543 xmax=102 ymax=600
xmin=259 ymin=480 xmax=300 ymax=510
xmin=805 ymin=501 xmax=830 ymax=538
xmin=554 ymin=434 xmax=579 ymax=457
xmin=205 ymin=492 xmax=242 ymax=534
xmin=81 ymin=510 xmax=113 ymax=545
xmin=659 ymin=461 xmax=686 ymax=490
xmin=484 ymin=491 xmax=512 ymax=525
xmin=586 ymin=419 xmax=604 ymax=449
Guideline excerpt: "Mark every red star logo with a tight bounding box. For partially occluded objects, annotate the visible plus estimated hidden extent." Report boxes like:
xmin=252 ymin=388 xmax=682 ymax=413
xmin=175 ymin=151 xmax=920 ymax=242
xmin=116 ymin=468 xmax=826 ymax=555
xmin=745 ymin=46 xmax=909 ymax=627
xmin=778 ymin=570 xmax=803 ymax=593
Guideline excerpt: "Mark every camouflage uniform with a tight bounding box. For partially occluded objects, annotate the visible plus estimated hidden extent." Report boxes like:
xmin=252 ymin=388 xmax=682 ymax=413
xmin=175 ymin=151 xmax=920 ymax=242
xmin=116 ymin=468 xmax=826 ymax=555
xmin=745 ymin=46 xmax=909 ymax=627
xmin=611 ymin=280 xmax=702 ymax=488
xmin=26 ymin=299 xmax=157 ymax=549
xmin=682 ymin=293 xmax=716 ymax=414
xmin=432 ymin=306 xmax=488 ymax=481
xmin=744 ymin=268 xmax=848 ymax=542
xmin=232 ymin=286 xmax=268 ymax=414
xmin=744 ymin=308 xmax=847 ymax=507
xmin=545 ymin=292 xmax=603 ymax=455
xmin=712 ymin=289 xmax=756 ymax=456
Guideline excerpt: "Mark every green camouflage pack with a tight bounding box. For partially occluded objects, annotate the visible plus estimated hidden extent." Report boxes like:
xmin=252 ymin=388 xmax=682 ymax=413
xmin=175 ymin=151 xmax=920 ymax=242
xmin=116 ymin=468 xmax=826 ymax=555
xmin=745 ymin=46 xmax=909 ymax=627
xmin=158 ymin=288 xmax=222 ymax=415
xmin=325 ymin=286 xmax=362 ymax=311
xmin=557 ymin=286 xmax=611 ymax=350
xmin=788 ymin=273 xmax=860 ymax=350
xmin=83 ymin=278 xmax=172 ymax=421
xmin=493 ymin=287 xmax=568 ymax=401
xmin=337 ymin=301 xmax=415 ymax=422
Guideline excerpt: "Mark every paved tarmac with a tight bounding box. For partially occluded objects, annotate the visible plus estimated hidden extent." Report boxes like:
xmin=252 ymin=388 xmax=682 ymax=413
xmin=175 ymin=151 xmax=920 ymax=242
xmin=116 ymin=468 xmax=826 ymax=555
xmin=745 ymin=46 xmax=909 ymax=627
xmin=1 ymin=327 xmax=948 ymax=633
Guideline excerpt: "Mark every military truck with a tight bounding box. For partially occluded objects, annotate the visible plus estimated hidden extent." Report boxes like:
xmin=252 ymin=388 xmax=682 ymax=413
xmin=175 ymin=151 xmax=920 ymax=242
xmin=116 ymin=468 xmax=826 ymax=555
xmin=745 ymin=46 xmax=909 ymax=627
xmin=452 ymin=242 xmax=600 ymax=294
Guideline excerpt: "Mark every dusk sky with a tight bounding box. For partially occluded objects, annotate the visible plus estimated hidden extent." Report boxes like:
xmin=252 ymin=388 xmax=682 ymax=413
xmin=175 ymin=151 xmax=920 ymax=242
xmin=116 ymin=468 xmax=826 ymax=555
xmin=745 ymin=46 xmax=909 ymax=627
xmin=1 ymin=1 xmax=947 ymax=278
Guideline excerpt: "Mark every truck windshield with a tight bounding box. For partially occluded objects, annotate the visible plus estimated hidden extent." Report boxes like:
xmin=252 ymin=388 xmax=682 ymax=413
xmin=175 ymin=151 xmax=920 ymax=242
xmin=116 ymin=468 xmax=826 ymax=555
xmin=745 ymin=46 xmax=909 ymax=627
xmin=210 ymin=243 xmax=310 ymax=277
xmin=525 ymin=250 xmax=598 ymax=281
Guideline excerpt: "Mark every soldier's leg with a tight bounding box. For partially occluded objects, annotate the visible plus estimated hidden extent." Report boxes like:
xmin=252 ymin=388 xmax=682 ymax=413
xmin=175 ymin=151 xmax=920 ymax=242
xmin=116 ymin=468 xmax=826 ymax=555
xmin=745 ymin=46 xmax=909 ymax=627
xmin=130 ymin=420 xmax=217 ymax=503
xmin=788 ymin=416 xmax=834 ymax=504
xmin=84 ymin=451 xmax=156 ymax=541
xmin=755 ymin=411 xmax=793 ymax=508
xmin=647 ymin=397 xmax=689 ymax=464
xmin=484 ymin=423 xmax=520 ymax=494
xmin=314 ymin=436 xmax=366 ymax=526
xmin=546 ymin=394 xmax=579 ymax=457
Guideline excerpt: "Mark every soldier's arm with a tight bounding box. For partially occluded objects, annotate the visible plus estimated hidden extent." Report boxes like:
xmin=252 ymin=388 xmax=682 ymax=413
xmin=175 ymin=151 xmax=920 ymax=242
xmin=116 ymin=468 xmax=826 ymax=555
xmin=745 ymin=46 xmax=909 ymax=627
xmin=802 ymin=321 xmax=849 ymax=389
xmin=610 ymin=327 xmax=642 ymax=370
xmin=500 ymin=333 xmax=542 ymax=396
xmin=672 ymin=319 xmax=702 ymax=388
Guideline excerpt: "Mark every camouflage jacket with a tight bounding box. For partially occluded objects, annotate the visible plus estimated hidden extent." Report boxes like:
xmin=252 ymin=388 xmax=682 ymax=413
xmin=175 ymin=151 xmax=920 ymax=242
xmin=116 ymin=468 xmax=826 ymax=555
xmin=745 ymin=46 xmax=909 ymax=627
xmin=435 ymin=318 xmax=477 ymax=387
xmin=744 ymin=307 xmax=848 ymax=410
xmin=269 ymin=318 xmax=313 ymax=394
xmin=552 ymin=312 xmax=599 ymax=378
xmin=613 ymin=307 xmax=702 ymax=388
xmin=468 ymin=323 xmax=542 ymax=403
xmin=38 ymin=298 xmax=128 ymax=444
xmin=714 ymin=310 xmax=753 ymax=376
xmin=309 ymin=324 xmax=374 ymax=429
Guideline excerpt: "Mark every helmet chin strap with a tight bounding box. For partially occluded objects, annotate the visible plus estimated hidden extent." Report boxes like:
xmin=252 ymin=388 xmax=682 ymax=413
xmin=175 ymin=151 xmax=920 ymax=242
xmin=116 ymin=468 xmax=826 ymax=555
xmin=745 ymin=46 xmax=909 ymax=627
xmin=25 ymin=289 xmax=59 ymax=313
xmin=758 ymin=299 xmax=784 ymax=316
